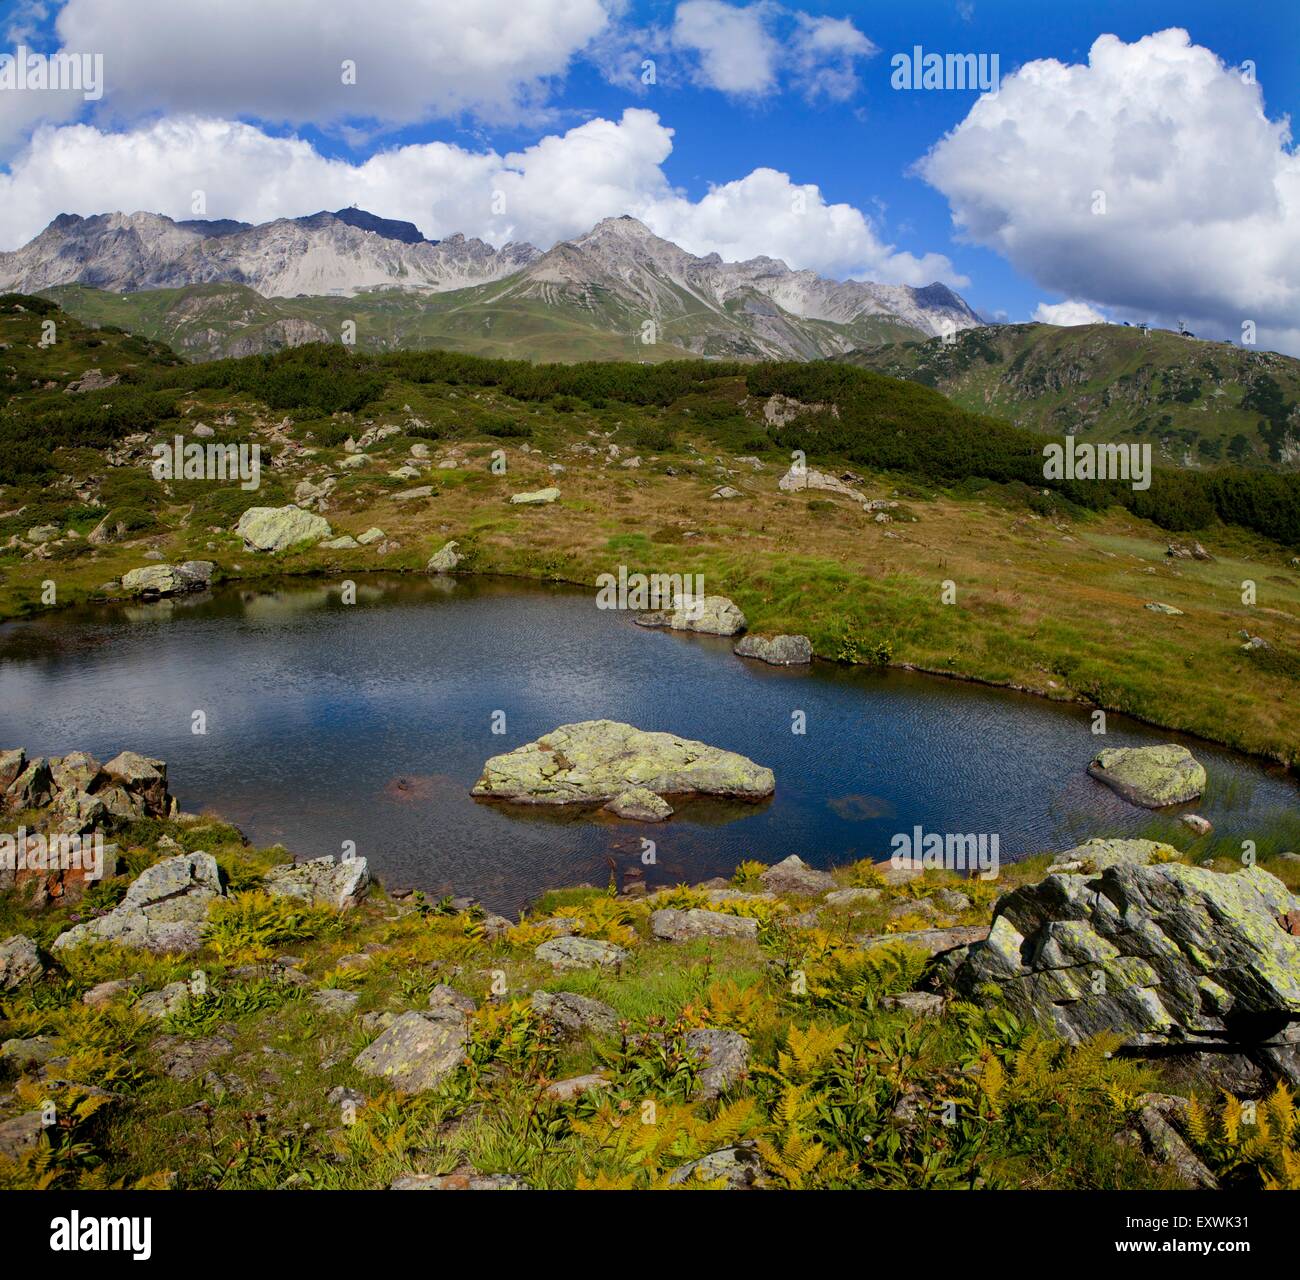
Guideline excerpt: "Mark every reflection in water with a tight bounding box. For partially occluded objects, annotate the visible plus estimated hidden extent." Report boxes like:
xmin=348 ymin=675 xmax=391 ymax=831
xmin=0 ymin=574 xmax=1295 ymax=914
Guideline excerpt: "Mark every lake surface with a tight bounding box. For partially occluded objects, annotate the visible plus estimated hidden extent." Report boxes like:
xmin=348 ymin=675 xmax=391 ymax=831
xmin=1 ymin=575 xmax=1295 ymax=913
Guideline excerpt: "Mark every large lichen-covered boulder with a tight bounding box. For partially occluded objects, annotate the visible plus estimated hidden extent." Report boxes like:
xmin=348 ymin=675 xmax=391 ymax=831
xmin=353 ymin=1012 xmax=467 ymax=1092
xmin=234 ymin=504 xmax=331 ymax=552
xmin=263 ymin=856 xmax=370 ymax=910
xmin=636 ymin=594 xmax=746 ymax=636
xmin=426 ymin=540 xmax=462 ymax=573
xmin=52 ymin=852 xmax=223 ymax=955
xmin=686 ymin=1028 xmax=750 ymax=1099
xmin=122 ymin=564 xmax=188 ymax=596
xmin=535 ymin=936 xmax=628 ymax=971
xmin=1087 ymin=744 xmax=1206 ymax=807
xmin=733 ymin=633 xmax=813 ymax=665
xmin=954 ymin=863 xmax=1300 ymax=1059
xmin=472 ymin=720 xmax=773 ymax=806
xmin=530 ymin=990 xmax=620 ymax=1039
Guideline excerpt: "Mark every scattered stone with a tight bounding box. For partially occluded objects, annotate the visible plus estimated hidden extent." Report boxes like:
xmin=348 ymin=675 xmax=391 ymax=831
xmin=602 ymin=788 xmax=673 ymax=822
xmin=760 ymin=855 xmax=835 ymax=896
xmin=472 ymin=720 xmax=774 ymax=806
xmin=320 ymin=536 xmax=358 ymax=549
xmin=881 ymin=992 xmax=946 ymax=1017
xmin=650 ymin=908 xmax=759 ymax=942
xmin=0 ymin=934 xmax=42 ymax=989
xmin=686 ymin=1028 xmax=749 ymax=1099
xmin=935 ymin=888 xmax=972 ymax=913
xmin=353 ymin=1012 xmax=468 ymax=1093
xmin=121 ymin=564 xmax=190 ymax=597
xmin=859 ymin=926 xmax=989 ymax=958
xmin=1 ymin=1035 xmax=60 ymax=1066
xmin=509 ymin=487 xmax=560 ymax=505
xmin=136 ymin=982 xmax=191 ymax=1019
xmin=426 ymin=985 xmax=477 ymax=1020
xmin=264 ymin=855 xmax=370 ymax=910
xmin=427 ymin=540 xmax=462 ymax=573
xmin=1088 ymin=744 xmax=1206 ymax=808
xmin=823 ymin=887 xmax=881 ymax=908
xmin=733 ymin=633 xmax=813 ymax=666
xmin=1137 ymin=1103 xmax=1219 ymax=1189
xmin=544 ymin=1073 xmax=609 ymax=1102
xmin=534 ymin=936 xmax=628 ymax=971
xmin=357 ymin=527 xmax=385 ymax=546
xmin=669 ymin=1143 xmax=767 ymax=1189
xmin=778 ymin=465 xmax=859 ymax=499
xmin=530 ymin=990 xmax=620 ymax=1039
xmin=710 ymin=485 xmax=741 ymax=500
xmin=234 ymin=505 xmax=331 ymax=552
xmin=1145 ymin=602 xmax=1185 ymax=616
xmin=389 ymin=1171 xmax=528 ymax=1190
xmin=0 ymin=1113 xmax=46 ymax=1160
xmin=83 ymin=977 xmax=135 ymax=1007
xmin=312 ymin=989 xmax=360 ymax=1014
xmin=1181 ymin=814 xmax=1213 ymax=836
xmin=393 ymin=486 xmax=434 ymax=501
xmin=151 ymin=1035 xmax=233 ymax=1080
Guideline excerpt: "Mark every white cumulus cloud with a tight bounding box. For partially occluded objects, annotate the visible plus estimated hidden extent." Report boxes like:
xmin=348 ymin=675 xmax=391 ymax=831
xmin=917 ymin=28 xmax=1300 ymax=353
xmin=0 ymin=0 xmax=612 ymax=151
xmin=1033 ymin=299 xmax=1108 ymax=326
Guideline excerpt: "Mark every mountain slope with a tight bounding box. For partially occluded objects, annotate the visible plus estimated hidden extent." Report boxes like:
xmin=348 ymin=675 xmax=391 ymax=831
xmin=5 ymin=210 xmax=980 ymax=362
xmin=0 ymin=210 xmax=538 ymax=298
xmin=842 ymin=322 xmax=1300 ymax=470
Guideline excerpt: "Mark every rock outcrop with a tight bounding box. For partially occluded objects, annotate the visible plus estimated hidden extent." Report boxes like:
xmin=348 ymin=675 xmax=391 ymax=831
xmin=954 ymin=862 xmax=1300 ymax=1080
xmin=1087 ymin=744 xmax=1206 ymax=807
xmin=472 ymin=720 xmax=773 ymax=807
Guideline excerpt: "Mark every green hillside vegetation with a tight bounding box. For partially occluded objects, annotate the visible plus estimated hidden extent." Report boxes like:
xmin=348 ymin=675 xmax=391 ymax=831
xmin=843 ymin=322 xmax=1300 ymax=471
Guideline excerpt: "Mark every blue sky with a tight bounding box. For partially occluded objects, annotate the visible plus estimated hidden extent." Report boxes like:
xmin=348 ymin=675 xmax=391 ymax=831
xmin=1 ymin=0 xmax=1298 ymax=350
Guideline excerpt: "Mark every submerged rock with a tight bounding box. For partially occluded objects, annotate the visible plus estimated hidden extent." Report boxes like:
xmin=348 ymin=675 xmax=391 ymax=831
xmin=602 ymin=787 xmax=673 ymax=822
xmin=733 ymin=633 xmax=813 ymax=666
xmin=471 ymin=720 xmax=774 ymax=806
xmin=234 ymin=504 xmax=331 ymax=552
xmin=954 ymin=863 xmax=1300 ymax=1064
xmin=1087 ymin=744 xmax=1206 ymax=808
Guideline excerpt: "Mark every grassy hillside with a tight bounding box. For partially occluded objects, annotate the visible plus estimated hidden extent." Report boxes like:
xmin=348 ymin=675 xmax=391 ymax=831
xmin=2 ymin=294 xmax=1299 ymax=762
xmin=843 ymin=323 xmax=1300 ymax=471
xmin=44 ymin=278 xmax=929 ymax=365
